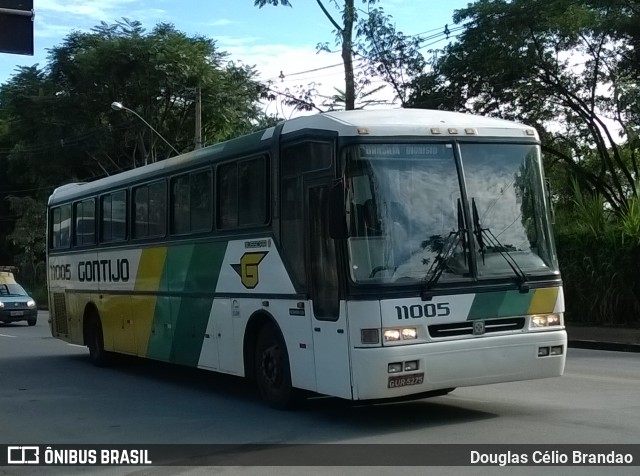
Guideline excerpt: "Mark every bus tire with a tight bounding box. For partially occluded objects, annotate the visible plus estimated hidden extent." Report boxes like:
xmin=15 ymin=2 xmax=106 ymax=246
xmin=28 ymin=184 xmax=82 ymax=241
xmin=254 ymin=323 xmax=296 ymax=409
xmin=86 ymin=311 xmax=111 ymax=367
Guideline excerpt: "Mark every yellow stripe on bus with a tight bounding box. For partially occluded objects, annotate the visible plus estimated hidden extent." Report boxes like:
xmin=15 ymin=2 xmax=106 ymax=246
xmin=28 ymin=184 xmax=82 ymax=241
xmin=133 ymin=247 xmax=168 ymax=356
xmin=527 ymin=287 xmax=559 ymax=315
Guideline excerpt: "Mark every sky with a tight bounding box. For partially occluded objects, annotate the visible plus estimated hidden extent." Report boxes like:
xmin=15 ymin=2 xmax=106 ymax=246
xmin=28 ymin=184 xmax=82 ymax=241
xmin=0 ymin=0 xmax=472 ymax=117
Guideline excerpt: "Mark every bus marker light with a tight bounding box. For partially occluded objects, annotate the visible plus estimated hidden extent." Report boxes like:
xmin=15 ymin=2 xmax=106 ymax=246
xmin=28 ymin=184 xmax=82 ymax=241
xmin=465 ymin=128 xmax=476 ymax=135
xmin=357 ymin=127 xmax=369 ymax=135
xmin=388 ymin=362 xmax=403 ymax=374
xmin=361 ymin=329 xmax=380 ymax=344
xmin=430 ymin=127 xmax=441 ymax=134
xmin=550 ymin=345 xmax=563 ymax=356
xmin=538 ymin=347 xmax=550 ymax=357
xmin=404 ymin=360 xmax=418 ymax=371
xmin=448 ymin=128 xmax=459 ymax=134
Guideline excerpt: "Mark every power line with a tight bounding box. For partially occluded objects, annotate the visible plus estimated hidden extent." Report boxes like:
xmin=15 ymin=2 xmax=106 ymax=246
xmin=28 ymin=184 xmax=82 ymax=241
xmin=263 ymin=20 xmax=465 ymax=83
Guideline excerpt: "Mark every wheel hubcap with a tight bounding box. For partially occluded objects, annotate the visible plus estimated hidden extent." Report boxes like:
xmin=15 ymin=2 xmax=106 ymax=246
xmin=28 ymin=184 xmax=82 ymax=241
xmin=261 ymin=345 xmax=281 ymax=387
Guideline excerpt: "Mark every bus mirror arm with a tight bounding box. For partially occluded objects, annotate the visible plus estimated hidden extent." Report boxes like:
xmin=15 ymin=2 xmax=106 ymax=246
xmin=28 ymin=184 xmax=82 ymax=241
xmin=328 ymin=180 xmax=348 ymax=240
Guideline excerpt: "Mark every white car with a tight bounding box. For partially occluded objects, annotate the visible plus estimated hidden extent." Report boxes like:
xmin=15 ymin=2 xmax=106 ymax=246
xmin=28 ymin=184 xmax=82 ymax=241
xmin=0 ymin=269 xmax=37 ymax=326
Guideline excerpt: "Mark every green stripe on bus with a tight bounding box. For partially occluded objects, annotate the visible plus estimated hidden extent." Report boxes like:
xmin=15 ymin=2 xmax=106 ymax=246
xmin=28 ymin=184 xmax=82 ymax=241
xmin=467 ymin=291 xmax=506 ymax=320
xmin=172 ymin=242 xmax=227 ymax=367
xmin=467 ymin=288 xmax=558 ymax=320
xmin=144 ymin=242 xmax=228 ymax=365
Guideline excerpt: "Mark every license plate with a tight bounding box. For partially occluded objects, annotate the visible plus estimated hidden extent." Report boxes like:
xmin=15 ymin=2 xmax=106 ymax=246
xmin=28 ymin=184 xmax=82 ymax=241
xmin=388 ymin=372 xmax=424 ymax=389
xmin=10 ymin=311 xmax=24 ymax=317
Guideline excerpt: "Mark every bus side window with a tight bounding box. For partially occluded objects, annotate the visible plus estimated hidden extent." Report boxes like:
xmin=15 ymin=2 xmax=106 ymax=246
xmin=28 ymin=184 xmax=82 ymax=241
xmin=133 ymin=181 xmax=166 ymax=239
xmin=100 ymin=190 xmax=127 ymax=242
xmin=171 ymin=169 xmax=213 ymax=235
xmin=217 ymin=156 xmax=267 ymax=229
xmin=217 ymin=162 xmax=239 ymax=229
xmin=74 ymin=198 xmax=96 ymax=246
xmin=51 ymin=204 xmax=71 ymax=249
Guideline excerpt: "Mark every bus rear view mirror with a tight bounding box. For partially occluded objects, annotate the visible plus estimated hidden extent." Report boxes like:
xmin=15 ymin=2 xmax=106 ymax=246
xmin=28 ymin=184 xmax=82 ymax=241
xmin=328 ymin=181 xmax=348 ymax=240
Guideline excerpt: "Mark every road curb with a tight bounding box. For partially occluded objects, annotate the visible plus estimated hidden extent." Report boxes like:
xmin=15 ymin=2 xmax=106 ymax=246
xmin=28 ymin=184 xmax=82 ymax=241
xmin=568 ymin=340 xmax=640 ymax=353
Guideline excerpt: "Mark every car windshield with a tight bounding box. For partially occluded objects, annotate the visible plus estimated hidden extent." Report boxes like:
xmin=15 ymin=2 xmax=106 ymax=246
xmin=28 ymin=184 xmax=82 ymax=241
xmin=0 ymin=283 xmax=28 ymax=296
xmin=343 ymin=142 xmax=558 ymax=285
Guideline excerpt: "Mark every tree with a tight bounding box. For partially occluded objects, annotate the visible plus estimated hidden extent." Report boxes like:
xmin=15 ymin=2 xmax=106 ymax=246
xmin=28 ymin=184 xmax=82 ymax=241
xmin=5 ymin=195 xmax=46 ymax=290
xmin=409 ymin=0 xmax=640 ymax=213
xmin=0 ymin=19 xmax=273 ymax=275
xmin=255 ymin=0 xmax=379 ymax=111
xmin=354 ymin=5 xmax=426 ymax=106
xmin=0 ymin=19 xmax=269 ymax=189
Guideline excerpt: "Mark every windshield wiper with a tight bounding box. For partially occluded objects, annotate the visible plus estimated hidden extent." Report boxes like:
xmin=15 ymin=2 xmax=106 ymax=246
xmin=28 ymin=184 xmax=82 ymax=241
xmin=422 ymin=199 xmax=466 ymax=300
xmin=471 ymin=198 xmax=530 ymax=293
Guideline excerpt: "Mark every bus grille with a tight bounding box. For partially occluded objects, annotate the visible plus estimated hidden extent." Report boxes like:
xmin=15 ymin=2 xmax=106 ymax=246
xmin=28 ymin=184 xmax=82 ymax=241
xmin=428 ymin=317 xmax=525 ymax=338
xmin=52 ymin=293 xmax=68 ymax=335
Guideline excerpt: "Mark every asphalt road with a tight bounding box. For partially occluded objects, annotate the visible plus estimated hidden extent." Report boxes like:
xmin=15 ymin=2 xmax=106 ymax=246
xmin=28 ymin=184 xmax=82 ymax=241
xmin=1 ymin=311 xmax=639 ymax=476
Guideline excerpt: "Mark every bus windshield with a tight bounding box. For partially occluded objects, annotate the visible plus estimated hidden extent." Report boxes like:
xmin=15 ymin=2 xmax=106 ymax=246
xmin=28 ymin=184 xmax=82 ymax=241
xmin=344 ymin=142 xmax=559 ymax=285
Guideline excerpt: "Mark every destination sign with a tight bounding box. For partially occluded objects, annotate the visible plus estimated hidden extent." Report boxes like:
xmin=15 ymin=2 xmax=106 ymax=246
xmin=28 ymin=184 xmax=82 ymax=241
xmin=359 ymin=143 xmax=454 ymax=160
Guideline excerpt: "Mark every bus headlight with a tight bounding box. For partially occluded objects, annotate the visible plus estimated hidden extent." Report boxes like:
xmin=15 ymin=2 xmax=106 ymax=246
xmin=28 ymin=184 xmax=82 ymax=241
xmin=529 ymin=313 xmax=562 ymax=329
xmin=401 ymin=328 xmax=418 ymax=340
xmin=383 ymin=327 xmax=418 ymax=342
xmin=384 ymin=329 xmax=401 ymax=342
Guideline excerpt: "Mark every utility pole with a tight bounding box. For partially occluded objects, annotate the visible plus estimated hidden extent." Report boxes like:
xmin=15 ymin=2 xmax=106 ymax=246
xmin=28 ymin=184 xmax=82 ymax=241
xmin=194 ymin=85 xmax=202 ymax=150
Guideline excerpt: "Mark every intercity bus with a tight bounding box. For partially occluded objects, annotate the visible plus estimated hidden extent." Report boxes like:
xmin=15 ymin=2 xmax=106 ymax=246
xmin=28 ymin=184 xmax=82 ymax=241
xmin=47 ymin=109 xmax=566 ymax=408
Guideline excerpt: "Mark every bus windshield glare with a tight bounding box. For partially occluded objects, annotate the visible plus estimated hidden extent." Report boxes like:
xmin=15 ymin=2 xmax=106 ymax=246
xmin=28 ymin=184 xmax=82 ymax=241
xmin=344 ymin=142 xmax=559 ymax=285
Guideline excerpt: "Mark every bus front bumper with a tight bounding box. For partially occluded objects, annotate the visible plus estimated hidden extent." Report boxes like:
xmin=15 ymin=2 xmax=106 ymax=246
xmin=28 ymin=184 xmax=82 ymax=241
xmin=350 ymin=330 xmax=567 ymax=401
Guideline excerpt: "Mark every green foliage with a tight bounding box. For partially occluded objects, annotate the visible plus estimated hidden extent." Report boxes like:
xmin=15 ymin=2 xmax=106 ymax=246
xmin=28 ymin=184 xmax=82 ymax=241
xmin=556 ymin=231 xmax=640 ymax=327
xmin=568 ymin=178 xmax=610 ymax=237
xmin=354 ymin=6 xmax=426 ymax=106
xmin=0 ymin=19 xmax=273 ymax=274
xmin=255 ymin=0 xmax=419 ymax=111
xmin=411 ymin=0 xmax=640 ymax=214
xmin=555 ymin=179 xmax=640 ymax=327
xmin=5 ymin=196 xmax=46 ymax=291
xmin=0 ymin=19 xmax=269 ymax=187
xmin=620 ymin=194 xmax=640 ymax=246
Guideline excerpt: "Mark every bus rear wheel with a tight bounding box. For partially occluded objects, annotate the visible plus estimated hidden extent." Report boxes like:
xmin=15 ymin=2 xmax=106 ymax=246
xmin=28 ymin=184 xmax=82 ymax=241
xmin=254 ymin=324 xmax=296 ymax=409
xmin=86 ymin=312 xmax=111 ymax=367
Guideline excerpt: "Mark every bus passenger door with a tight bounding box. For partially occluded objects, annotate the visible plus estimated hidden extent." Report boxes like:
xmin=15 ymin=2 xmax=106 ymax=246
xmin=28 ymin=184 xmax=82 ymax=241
xmin=308 ymin=184 xmax=352 ymax=399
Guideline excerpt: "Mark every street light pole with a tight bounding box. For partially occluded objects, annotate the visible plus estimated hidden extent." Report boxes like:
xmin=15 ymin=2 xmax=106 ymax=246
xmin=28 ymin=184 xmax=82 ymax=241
xmin=194 ymin=86 xmax=202 ymax=150
xmin=110 ymin=101 xmax=179 ymax=156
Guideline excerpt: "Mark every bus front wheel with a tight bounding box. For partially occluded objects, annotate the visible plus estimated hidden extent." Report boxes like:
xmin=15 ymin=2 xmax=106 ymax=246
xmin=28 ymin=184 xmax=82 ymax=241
xmin=254 ymin=324 xmax=296 ymax=409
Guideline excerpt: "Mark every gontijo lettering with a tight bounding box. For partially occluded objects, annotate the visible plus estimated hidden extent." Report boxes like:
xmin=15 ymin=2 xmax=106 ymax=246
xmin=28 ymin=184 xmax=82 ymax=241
xmin=78 ymin=259 xmax=130 ymax=282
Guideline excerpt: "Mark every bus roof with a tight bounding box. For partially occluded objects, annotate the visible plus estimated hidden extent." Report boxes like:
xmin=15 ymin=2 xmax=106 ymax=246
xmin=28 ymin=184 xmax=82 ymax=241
xmin=49 ymin=109 xmax=538 ymax=205
xmin=280 ymin=109 xmax=538 ymax=139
